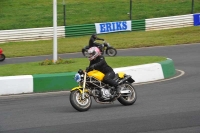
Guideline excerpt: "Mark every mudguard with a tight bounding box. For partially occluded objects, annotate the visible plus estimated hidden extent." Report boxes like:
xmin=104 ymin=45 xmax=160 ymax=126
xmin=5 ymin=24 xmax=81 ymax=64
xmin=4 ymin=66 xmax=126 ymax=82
xmin=118 ymin=75 xmax=135 ymax=84
xmin=71 ymin=86 xmax=89 ymax=93
xmin=0 ymin=48 xmax=3 ymax=54
xmin=128 ymin=77 xmax=135 ymax=83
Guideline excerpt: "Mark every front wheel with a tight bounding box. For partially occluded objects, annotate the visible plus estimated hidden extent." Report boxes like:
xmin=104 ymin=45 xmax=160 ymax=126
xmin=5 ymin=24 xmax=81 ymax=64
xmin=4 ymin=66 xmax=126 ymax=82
xmin=82 ymin=48 xmax=90 ymax=57
xmin=117 ymin=83 xmax=137 ymax=106
xmin=106 ymin=48 xmax=117 ymax=56
xmin=70 ymin=90 xmax=92 ymax=112
xmin=0 ymin=54 xmax=6 ymax=61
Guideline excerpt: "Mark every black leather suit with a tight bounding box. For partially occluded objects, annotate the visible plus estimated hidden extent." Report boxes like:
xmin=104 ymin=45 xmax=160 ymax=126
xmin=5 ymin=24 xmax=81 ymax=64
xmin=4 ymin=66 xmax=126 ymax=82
xmin=88 ymin=55 xmax=118 ymax=87
xmin=88 ymin=34 xmax=104 ymax=48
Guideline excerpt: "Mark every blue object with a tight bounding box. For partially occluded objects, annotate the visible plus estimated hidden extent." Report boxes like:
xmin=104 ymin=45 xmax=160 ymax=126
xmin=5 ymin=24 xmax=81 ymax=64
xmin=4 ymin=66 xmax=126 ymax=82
xmin=74 ymin=73 xmax=81 ymax=82
xmin=193 ymin=14 xmax=200 ymax=26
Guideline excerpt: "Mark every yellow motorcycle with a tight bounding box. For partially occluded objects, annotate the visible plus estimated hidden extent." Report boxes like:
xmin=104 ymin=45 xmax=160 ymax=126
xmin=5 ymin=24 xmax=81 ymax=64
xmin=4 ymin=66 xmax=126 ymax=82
xmin=69 ymin=69 xmax=137 ymax=112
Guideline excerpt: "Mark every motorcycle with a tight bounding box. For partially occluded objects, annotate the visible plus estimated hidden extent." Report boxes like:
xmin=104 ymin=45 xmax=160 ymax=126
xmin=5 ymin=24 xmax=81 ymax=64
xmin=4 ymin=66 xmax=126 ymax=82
xmin=82 ymin=41 xmax=117 ymax=57
xmin=69 ymin=69 xmax=137 ymax=112
xmin=0 ymin=48 xmax=6 ymax=61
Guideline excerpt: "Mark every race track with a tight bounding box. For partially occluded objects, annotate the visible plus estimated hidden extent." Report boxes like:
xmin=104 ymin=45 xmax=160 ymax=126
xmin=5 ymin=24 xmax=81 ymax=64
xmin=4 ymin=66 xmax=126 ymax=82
xmin=0 ymin=43 xmax=200 ymax=133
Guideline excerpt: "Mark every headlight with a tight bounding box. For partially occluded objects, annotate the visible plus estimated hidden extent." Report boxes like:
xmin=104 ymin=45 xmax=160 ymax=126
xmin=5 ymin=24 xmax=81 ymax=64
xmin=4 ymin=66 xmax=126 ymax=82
xmin=74 ymin=73 xmax=81 ymax=82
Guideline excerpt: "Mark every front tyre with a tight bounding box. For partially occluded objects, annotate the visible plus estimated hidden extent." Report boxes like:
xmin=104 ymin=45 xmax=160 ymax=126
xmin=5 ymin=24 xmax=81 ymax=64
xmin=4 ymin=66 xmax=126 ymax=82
xmin=117 ymin=83 xmax=137 ymax=106
xmin=70 ymin=90 xmax=92 ymax=112
xmin=82 ymin=49 xmax=89 ymax=57
xmin=106 ymin=48 xmax=117 ymax=56
xmin=0 ymin=54 xmax=6 ymax=61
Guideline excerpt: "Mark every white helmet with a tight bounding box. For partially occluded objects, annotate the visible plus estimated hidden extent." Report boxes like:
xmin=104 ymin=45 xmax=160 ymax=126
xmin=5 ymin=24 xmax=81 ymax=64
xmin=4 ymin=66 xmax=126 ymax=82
xmin=88 ymin=47 xmax=101 ymax=61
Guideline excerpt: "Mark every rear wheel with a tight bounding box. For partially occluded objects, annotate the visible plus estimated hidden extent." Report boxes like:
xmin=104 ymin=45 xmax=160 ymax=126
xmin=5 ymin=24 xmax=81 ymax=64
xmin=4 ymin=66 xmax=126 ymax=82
xmin=117 ymin=83 xmax=137 ymax=105
xmin=70 ymin=90 xmax=92 ymax=112
xmin=0 ymin=54 xmax=5 ymax=61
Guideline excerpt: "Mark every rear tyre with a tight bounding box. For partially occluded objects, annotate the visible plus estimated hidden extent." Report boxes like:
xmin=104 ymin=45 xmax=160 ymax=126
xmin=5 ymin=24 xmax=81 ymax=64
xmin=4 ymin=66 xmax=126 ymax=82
xmin=117 ymin=83 xmax=137 ymax=106
xmin=70 ymin=90 xmax=92 ymax=112
xmin=0 ymin=54 xmax=5 ymax=61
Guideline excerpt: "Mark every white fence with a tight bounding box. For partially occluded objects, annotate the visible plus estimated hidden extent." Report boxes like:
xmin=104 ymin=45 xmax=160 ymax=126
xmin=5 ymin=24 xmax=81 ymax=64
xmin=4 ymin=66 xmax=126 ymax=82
xmin=0 ymin=26 xmax=65 ymax=43
xmin=146 ymin=14 xmax=193 ymax=31
xmin=0 ymin=14 xmax=195 ymax=43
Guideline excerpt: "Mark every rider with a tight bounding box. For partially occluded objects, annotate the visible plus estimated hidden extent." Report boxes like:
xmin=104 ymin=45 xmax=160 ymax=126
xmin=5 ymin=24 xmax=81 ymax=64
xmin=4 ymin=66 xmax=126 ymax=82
xmin=88 ymin=33 xmax=104 ymax=49
xmin=86 ymin=47 xmax=120 ymax=94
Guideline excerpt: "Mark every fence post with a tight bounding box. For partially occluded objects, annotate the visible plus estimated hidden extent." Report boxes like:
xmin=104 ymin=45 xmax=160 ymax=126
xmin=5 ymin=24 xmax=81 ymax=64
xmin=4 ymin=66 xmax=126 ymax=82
xmin=191 ymin=0 xmax=194 ymax=14
xmin=63 ymin=0 xmax=66 ymax=26
xmin=130 ymin=0 xmax=132 ymax=20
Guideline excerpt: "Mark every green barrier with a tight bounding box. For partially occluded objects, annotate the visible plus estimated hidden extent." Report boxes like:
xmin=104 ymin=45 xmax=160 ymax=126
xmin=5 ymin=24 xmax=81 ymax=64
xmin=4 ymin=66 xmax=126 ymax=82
xmin=159 ymin=59 xmax=176 ymax=79
xmin=32 ymin=59 xmax=175 ymax=93
xmin=33 ymin=72 xmax=77 ymax=93
xmin=65 ymin=24 xmax=95 ymax=37
xmin=132 ymin=19 xmax=145 ymax=31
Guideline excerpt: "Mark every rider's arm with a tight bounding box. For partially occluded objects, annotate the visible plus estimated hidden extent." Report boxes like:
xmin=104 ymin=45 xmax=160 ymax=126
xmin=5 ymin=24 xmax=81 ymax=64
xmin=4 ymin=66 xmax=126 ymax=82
xmin=96 ymin=37 xmax=104 ymax=41
xmin=90 ymin=56 xmax=105 ymax=69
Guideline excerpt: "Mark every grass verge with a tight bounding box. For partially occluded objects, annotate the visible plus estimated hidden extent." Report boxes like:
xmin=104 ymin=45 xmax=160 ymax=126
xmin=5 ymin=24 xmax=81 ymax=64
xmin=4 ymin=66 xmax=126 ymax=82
xmin=0 ymin=56 xmax=166 ymax=76
xmin=1 ymin=26 xmax=200 ymax=58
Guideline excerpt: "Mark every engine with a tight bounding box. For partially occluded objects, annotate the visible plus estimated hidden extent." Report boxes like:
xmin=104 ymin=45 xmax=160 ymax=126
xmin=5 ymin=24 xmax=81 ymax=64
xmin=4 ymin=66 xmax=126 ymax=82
xmin=86 ymin=76 xmax=113 ymax=100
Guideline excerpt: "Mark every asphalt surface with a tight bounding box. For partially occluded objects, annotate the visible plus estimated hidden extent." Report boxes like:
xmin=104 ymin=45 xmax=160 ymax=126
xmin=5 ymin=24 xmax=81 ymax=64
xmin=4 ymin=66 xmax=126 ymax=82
xmin=0 ymin=43 xmax=200 ymax=133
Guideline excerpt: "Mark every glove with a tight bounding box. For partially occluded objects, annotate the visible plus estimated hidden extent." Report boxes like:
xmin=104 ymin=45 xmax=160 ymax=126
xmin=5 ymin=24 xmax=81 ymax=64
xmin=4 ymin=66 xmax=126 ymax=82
xmin=85 ymin=67 xmax=89 ymax=72
xmin=86 ymin=65 xmax=95 ymax=72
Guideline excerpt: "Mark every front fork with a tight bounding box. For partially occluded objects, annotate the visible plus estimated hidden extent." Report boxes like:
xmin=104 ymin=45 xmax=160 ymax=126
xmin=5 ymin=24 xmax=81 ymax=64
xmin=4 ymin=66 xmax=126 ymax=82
xmin=82 ymin=72 xmax=87 ymax=99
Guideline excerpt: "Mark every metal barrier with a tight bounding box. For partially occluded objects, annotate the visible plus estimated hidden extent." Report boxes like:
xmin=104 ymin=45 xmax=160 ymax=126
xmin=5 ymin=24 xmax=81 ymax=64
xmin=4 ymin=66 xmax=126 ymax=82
xmin=65 ymin=24 xmax=95 ymax=37
xmin=0 ymin=26 xmax=65 ymax=43
xmin=146 ymin=14 xmax=193 ymax=31
xmin=0 ymin=14 xmax=197 ymax=43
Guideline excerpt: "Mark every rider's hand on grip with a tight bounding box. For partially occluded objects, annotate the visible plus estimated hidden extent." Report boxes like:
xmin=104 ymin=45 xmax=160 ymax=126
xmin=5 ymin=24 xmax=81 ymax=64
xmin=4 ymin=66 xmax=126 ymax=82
xmin=85 ymin=67 xmax=89 ymax=72
xmin=78 ymin=69 xmax=84 ymax=74
xmin=86 ymin=65 xmax=95 ymax=72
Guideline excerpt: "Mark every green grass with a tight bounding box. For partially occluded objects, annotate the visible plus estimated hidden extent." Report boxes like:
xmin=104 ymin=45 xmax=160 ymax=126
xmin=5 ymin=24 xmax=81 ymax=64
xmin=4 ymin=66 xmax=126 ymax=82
xmin=0 ymin=0 xmax=200 ymax=77
xmin=1 ymin=26 xmax=200 ymax=58
xmin=0 ymin=56 xmax=166 ymax=76
xmin=0 ymin=0 xmax=200 ymax=30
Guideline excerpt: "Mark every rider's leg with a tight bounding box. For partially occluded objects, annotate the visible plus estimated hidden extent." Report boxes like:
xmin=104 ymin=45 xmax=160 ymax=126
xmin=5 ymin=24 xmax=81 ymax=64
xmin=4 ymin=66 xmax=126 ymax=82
xmin=103 ymin=71 xmax=120 ymax=94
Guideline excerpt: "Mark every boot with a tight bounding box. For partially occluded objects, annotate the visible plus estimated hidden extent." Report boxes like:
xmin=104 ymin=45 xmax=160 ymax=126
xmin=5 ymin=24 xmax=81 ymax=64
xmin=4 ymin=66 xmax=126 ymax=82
xmin=115 ymin=86 xmax=121 ymax=94
xmin=111 ymin=86 xmax=121 ymax=94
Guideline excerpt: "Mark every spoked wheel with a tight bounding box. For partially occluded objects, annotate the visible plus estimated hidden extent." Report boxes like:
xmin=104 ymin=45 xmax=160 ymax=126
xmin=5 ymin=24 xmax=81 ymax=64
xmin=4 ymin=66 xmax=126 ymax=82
xmin=70 ymin=90 xmax=92 ymax=112
xmin=0 ymin=54 xmax=6 ymax=61
xmin=82 ymin=50 xmax=90 ymax=57
xmin=82 ymin=47 xmax=90 ymax=57
xmin=106 ymin=48 xmax=117 ymax=56
xmin=117 ymin=83 xmax=137 ymax=105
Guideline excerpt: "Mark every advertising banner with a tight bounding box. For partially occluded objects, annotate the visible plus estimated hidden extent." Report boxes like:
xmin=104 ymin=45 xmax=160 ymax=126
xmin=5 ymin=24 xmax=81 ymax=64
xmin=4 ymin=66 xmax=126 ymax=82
xmin=95 ymin=21 xmax=132 ymax=34
xmin=193 ymin=13 xmax=200 ymax=26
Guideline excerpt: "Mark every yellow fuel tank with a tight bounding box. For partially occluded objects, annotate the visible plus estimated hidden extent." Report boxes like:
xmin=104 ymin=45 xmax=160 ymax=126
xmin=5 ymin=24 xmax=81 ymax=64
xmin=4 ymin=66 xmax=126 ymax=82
xmin=87 ymin=70 xmax=105 ymax=81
